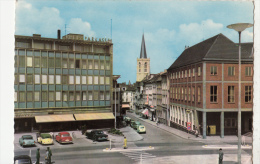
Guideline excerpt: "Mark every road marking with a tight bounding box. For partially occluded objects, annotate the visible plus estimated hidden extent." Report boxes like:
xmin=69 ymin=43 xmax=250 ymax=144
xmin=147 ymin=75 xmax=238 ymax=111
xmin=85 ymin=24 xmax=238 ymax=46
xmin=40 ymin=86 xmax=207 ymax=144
xmin=117 ymin=149 xmax=156 ymax=163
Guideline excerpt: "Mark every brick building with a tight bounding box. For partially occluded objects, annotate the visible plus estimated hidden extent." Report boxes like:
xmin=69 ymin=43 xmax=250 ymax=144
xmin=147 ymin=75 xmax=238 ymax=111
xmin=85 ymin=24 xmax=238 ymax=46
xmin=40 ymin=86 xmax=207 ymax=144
xmin=167 ymin=33 xmax=253 ymax=138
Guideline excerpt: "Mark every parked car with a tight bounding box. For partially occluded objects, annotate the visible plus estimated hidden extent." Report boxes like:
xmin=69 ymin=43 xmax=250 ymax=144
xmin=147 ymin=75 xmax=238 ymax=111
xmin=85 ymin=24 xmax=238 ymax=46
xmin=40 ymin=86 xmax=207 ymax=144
xmin=130 ymin=120 xmax=135 ymax=127
xmin=137 ymin=125 xmax=146 ymax=133
xmin=19 ymin=135 xmax=35 ymax=147
xmin=133 ymin=121 xmax=142 ymax=130
xmin=14 ymin=155 xmax=32 ymax=164
xmin=55 ymin=132 xmax=73 ymax=144
xmin=86 ymin=130 xmax=108 ymax=141
xmin=36 ymin=133 xmax=54 ymax=145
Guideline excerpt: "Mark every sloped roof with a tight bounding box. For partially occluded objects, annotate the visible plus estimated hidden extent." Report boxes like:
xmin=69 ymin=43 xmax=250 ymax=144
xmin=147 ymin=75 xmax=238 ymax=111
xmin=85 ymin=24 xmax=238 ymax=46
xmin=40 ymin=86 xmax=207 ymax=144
xmin=168 ymin=33 xmax=253 ymax=70
xmin=140 ymin=34 xmax=147 ymax=58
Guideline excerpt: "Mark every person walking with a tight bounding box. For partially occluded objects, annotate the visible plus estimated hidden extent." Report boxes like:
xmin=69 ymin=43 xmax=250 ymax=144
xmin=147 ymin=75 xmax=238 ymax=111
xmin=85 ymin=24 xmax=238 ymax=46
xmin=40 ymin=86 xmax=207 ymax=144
xmin=45 ymin=149 xmax=49 ymax=164
xmin=207 ymin=125 xmax=211 ymax=136
xmin=219 ymin=148 xmax=224 ymax=164
xmin=36 ymin=148 xmax=40 ymax=164
xmin=123 ymin=137 xmax=127 ymax=149
xmin=47 ymin=147 xmax=52 ymax=164
xmin=195 ymin=127 xmax=199 ymax=138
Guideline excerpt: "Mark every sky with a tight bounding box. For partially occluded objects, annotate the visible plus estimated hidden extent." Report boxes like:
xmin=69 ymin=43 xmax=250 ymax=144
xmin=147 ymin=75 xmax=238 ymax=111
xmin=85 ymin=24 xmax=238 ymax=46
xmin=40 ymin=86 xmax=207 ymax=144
xmin=15 ymin=0 xmax=254 ymax=83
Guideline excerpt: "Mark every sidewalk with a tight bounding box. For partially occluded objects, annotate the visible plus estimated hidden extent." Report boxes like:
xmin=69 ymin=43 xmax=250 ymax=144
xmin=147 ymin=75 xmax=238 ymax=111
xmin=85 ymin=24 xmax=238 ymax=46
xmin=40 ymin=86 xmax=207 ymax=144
xmin=127 ymin=112 xmax=252 ymax=144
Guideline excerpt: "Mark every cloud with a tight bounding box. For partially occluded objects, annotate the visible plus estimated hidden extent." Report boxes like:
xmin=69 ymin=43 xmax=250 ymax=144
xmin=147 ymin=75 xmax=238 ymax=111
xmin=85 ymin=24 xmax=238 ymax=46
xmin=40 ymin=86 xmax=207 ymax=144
xmin=178 ymin=19 xmax=224 ymax=46
xmin=67 ymin=18 xmax=95 ymax=38
xmin=15 ymin=1 xmax=64 ymax=37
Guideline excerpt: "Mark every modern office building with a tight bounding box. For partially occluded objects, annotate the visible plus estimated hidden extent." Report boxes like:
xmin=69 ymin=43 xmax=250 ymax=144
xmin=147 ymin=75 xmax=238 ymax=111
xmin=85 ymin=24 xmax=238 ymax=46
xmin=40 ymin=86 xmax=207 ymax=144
xmin=167 ymin=33 xmax=253 ymax=138
xmin=14 ymin=31 xmax=115 ymax=132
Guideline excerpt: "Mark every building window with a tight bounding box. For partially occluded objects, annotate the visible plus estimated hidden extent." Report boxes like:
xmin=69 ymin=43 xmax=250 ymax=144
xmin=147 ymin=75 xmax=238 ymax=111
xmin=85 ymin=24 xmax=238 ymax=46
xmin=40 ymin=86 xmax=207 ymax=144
xmin=14 ymin=92 xmax=17 ymax=102
xmin=76 ymin=92 xmax=81 ymax=101
xmin=62 ymin=92 xmax=67 ymax=101
xmin=76 ymin=76 xmax=80 ymax=84
xmin=82 ymin=76 xmax=87 ymax=84
xmin=210 ymin=66 xmax=217 ymax=75
xmin=19 ymin=92 xmax=25 ymax=102
xmin=193 ymin=68 xmax=195 ymax=77
xmin=88 ymin=60 xmax=93 ymax=69
xmin=94 ymin=76 xmax=99 ymax=84
xmin=184 ymin=88 xmax=187 ymax=101
xmin=69 ymin=92 xmax=74 ymax=101
xmin=88 ymin=76 xmax=93 ymax=84
xmin=173 ymin=73 xmax=175 ymax=79
xmin=56 ymin=75 xmax=61 ymax=84
xmin=245 ymin=67 xmax=252 ymax=76
xmin=179 ymin=72 xmax=181 ymax=78
xmin=100 ymin=61 xmax=104 ymax=69
xmin=87 ymin=91 xmax=92 ymax=100
xmin=34 ymin=92 xmax=40 ymax=101
xmin=100 ymin=77 xmax=104 ymax=84
xmin=69 ymin=59 xmax=74 ymax=68
xmin=106 ymin=77 xmax=110 ymax=84
xmin=75 ymin=59 xmax=80 ymax=68
xmin=94 ymin=60 xmax=99 ymax=69
xmin=198 ymin=87 xmax=201 ymax=103
xmin=42 ymin=75 xmax=47 ymax=84
xmin=228 ymin=86 xmax=235 ymax=103
xmin=139 ymin=62 xmax=141 ymax=72
xmin=82 ymin=60 xmax=87 ymax=69
xmin=94 ymin=91 xmax=99 ymax=100
xmin=41 ymin=92 xmax=47 ymax=101
xmin=106 ymin=91 xmax=110 ymax=100
xmin=198 ymin=67 xmax=201 ymax=76
xmin=27 ymin=57 xmax=33 ymax=67
xmin=56 ymin=92 xmax=61 ymax=101
xmin=210 ymin=86 xmax=217 ymax=103
xmin=185 ymin=70 xmax=187 ymax=78
xmin=49 ymin=92 xmax=54 ymax=101
xmin=34 ymin=57 xmax=40 ymax=67
xmin=192 ymin=87 xmax=195 ymax=102
xmin=35 ymin=75 xmax=40 ymax=84
xmin=225 ymin=118 xmax=237 ymax=128
xmin=188 ymin=87 xmax=191 ymax=101
xmin=189 ymin=69 xmax=191 ymax=77
xmin=49 ymin=75 xmax=54 ymax=84
xmin=82 ymin=91 xmax=87 ymax=101
xmin=19 ymin=75 xmax=25 ymax=83
xmin=41 ymin=57 xmax=47 ymax=68
xmin=69 ymin=76 xmax=74 ymax=84
xmin=26 ymin=75 xmax=33 ymax=84
xmin=19 ymin=56 xmax=25 ymax=67
xmin=176 ymin=88 xmax=178 ymax=99
xmin=62 ymin=58 xmax=68 ymax=68
xmin=182 ymin=71 xmax=183 ymax=78
xmin=228 ymin=66 xmax=235 ymax=76
xmin=62 ymin=75 xmax=67 ymax=84
xmin=245 ymin=86 xmax=252 ymax=103
xmin=27 ymin=92 xmax=33 ymax=102
xmin=106 ymin=61 xmax=110 ymax=70
xmin=100 ymin=91 xmax=104 ymax=100
xmin=55 ymin=58 xmax=61 ymax=68
xmin=144 ymin=62 xmax=147 ymax=72
xmin=48 ymin=58 xmax=54 ymax=68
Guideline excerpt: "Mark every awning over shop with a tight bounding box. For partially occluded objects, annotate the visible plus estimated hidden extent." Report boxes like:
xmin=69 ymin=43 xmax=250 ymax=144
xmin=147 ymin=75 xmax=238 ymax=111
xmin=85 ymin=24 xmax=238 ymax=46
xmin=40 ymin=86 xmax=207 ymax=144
xmin=35 ymin=114 xmax=75 ymax=123
xmin=142 ymin=109 xmax=149 ymax=116
xmin=122 ymin=104 xmax=130 ymax=108
xmin=74 ymin=112 xmax=115 ymax=121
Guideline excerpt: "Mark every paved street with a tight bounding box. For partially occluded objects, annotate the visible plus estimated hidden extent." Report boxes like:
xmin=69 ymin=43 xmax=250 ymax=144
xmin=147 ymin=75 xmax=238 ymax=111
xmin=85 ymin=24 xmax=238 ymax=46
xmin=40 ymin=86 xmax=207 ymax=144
xmin=14 ymin=111 xmax=252 ymax=164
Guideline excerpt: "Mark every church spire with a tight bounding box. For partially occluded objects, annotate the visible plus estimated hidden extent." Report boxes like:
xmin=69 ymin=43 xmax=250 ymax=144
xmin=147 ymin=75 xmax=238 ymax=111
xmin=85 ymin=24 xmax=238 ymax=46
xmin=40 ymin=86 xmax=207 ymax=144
xmin=140 ymin=34 xmax=147 ymax=58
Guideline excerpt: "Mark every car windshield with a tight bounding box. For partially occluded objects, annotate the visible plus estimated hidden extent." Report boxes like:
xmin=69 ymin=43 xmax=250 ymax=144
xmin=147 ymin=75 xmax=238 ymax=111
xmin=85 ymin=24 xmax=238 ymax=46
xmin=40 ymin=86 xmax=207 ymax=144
xmin=14 ymin=159 xmax=31 ymax=164
xmin=96 ymin=131 xmax=104 ymax=134
xmin=139 ymin=126 xmax=144 ymax=129
xmin=61 ymin=134 xmax=70 ymax=137
xmin=41 ymin=134 xmax=51 ymax=139
xmin=23 ymin=136 xmax=33 ymax=140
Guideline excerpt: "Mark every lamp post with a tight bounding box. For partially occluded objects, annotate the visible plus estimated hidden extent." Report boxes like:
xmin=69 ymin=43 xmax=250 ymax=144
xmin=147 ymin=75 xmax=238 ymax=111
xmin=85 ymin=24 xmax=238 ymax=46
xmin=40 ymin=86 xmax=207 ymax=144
xmin=227 ymin=23 xmax=253 ymax=164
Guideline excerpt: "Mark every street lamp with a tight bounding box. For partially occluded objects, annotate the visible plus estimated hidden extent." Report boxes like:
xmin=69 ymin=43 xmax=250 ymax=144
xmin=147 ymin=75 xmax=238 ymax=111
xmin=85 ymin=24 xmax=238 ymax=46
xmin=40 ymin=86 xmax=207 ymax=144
xmin=227 ymin=23 xmax=253 ymax=164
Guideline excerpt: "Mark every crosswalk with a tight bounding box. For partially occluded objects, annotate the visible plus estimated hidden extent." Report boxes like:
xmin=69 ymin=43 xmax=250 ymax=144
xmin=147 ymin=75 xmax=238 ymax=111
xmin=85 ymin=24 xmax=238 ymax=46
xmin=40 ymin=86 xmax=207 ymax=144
xmin=120 ymin=150 xmax=156 ymax=163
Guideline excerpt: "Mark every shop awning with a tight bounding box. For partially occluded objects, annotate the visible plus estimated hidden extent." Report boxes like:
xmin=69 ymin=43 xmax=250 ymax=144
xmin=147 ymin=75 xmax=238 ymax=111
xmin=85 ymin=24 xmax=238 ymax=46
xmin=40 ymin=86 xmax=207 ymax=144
xmin=35 ymin=114 xmax=75 ymax=123
xmin=142 ymin=109 xmax=149 ymax=116
xmin=122 ymin=104 xmax=130 ymax=108
xmin=74 ymin=113 xmax=115 ymax=121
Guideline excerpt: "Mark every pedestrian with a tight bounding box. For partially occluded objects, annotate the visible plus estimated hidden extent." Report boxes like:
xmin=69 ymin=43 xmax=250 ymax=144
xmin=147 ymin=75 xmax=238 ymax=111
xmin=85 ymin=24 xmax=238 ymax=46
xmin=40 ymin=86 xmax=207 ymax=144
xmin=207 ymin=125 xmax=211 ymax=136
xmin=195 ymin=127 xmax=199 ymax=138
xmin=219 ymin=148 xmax=224 ymax=164
xmin=242 ymin=135 xmax=246 ymax=146
xmin=47 ymin=147 xmax=52 ymax=164
xmin=36 ymin=148 xmax=40 ymax=164
xmin=45 ymin=149 xmax=49 ymax=164
xmin=123 ymin=137 xmax=127 ymax=149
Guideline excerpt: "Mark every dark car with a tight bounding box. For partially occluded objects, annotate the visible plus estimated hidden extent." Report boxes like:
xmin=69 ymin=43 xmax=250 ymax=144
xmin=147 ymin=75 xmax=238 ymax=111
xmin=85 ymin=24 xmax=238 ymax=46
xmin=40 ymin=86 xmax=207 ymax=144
xmin=86 ymin=130 xmax=108 ymax=141
xmin=14 ymin=155 xmax=32 ymax=164
xmin=130 ymin=120 xmax=135 ymax=127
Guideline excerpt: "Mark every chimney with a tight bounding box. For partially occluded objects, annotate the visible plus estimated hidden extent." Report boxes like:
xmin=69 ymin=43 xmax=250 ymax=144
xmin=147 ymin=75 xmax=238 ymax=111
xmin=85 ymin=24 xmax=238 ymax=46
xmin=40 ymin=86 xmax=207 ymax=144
xmin=57 ymin=29 xmax=61 ymax=39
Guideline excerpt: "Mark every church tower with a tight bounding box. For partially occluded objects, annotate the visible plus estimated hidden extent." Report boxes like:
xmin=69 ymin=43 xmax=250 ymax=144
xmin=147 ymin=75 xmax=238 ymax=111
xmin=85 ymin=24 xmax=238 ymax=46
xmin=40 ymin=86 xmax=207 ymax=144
xmin=136 ymin=34 xmax=150 ymax=82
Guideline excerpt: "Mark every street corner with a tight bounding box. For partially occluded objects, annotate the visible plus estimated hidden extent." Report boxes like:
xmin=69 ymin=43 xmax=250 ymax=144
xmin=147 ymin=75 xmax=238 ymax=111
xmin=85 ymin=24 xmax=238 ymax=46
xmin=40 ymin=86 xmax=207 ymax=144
xmin=103 ymin=146 xmax=155 ymax=152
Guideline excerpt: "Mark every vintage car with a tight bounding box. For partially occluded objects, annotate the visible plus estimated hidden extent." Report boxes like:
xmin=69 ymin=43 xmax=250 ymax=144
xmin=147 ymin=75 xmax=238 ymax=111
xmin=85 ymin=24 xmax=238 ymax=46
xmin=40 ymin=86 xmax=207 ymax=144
xmin=132 ymin=121 xmax=142 ymax=130
xmin=86 ymin=130 xmax=108 ymax=141
xmin=14 ymin=155 xmax=32 ymax=164
xmin=130 ymin=120 xmax=135 ymax=127
xmin=19 ymin=135 xmax=35 ymax=147
xmin=137 ymin=125 xmax=146 ymax=134
xmin=55 ymin=132 xmax=73 ymax=144
xmin=37 ymin=133 xmax=54 ymax=145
